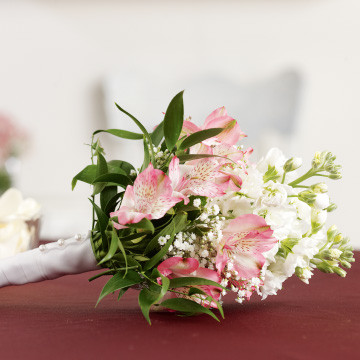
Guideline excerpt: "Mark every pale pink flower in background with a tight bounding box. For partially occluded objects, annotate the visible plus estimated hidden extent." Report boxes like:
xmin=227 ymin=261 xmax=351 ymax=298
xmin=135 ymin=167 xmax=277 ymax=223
xmin=110 ymin=163 xmax=182 ymax=229
xmin=216 ymin=214 xmax=277 ymax=279
xmin=158 ymin=257 xmax=222 ymax=307
xmin=169 ymin=156 xmax=226 ymax=204
xmin=0 ymin=114 xmax=27 ymax=165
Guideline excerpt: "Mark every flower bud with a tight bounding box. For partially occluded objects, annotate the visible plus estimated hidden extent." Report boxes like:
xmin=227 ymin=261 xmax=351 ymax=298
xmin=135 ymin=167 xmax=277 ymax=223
xmin=327 ymin=225 xmax=338 ymax=241
xmin=311 ymin=209 xmax=327 ymax=233
xmin=298 ymin=190 xmax=316 ymax=205
xmin=333 ymin=266 xmax=347 ymax=277
xmin=326 ymin=203 xmax=337 ymax=212
xmin=340 ymin=260 xmax=351 ymax=269
xmin=333 ymin=233 xmax=344 ymax=244
xmin=317 ymin=262 xmax=334 ymax=273
xmin=310 ymin=183 xmax=328 ymax=194
xmin=321 ymin=250 xmax=333 ymax=260
xmin=328 ymin=173 xmax=342 ymax=180
xmin=295 ymin=266 xmax=313 ymax=284
xmin=284 ymin=157 xmax=302 ymax=172
xmin=342 ymin=250 xmax=354 ymax=258
xmin=313 ymin=193 xmax=330 ymax=210
xmin=312 ymin=152 xmax=323 ymax=169
xmin=329 ymin=248 xmax=342 ymax=259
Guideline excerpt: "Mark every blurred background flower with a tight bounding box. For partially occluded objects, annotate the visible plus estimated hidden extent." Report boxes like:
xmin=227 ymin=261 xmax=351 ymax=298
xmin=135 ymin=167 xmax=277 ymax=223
xmin=0 ymin=188 xmax=41 ymax=259
xmin=0 ymin=114 xmax=28 ymax=194
xmin=0 ymin=0 xmax=358 ymax=247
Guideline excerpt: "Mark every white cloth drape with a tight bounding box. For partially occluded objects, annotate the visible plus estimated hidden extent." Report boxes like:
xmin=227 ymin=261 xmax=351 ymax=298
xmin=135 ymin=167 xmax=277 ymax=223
xmin=0 ymin=233 xmax=100 ymax=288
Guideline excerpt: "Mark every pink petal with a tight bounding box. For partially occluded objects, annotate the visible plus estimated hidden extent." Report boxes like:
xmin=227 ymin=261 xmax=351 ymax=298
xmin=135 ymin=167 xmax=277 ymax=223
xmin=181 ymin=120 xmax=201 ymax=137
xmin=183 ymin=180 xmax=226 ymax=198
xmin=215 ymin=251 xmax=229 ymax=274
xmin=223 ymin=214 xmax=271 ymax=236
xmin=187 ymin=158 xmax=221 ymax=182
xmin=203 ymin=107 xmax=246 ymax=145
xmin=232 ymin=253 xmax=264 ymax=279
xmin=121 ymin=185 xmax=136 ymax=208
xmin=168 ymin=156 xmax=180 ymax=189
xmin=193 ymin=267 xmax=221 ymax=283
xmin=150 ymin=195 xmax=183 ymax=219
xmin=203 ymin=107 xmax=228 ymax=127
xmin=158 ymin=257 xmax=199 ymax=276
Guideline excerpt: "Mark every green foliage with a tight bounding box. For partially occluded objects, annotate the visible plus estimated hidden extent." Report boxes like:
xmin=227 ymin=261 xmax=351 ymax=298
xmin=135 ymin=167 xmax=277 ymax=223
xmin=276 ymin=238 xmax=300 ymax=259
xmin=138 ymin=270 xmax=170 ymax=324
xmin=151 ymin=121 xmax=164 ymax=146
xmin=164 ymin=91 xmax=184 ymax=151
xmin=93 ymin=129 xmax=143 ymax=140
xmin=263 ymin=165 xmax=281 ymax=183
xmin=169 ymin=276 xmax=226 ymax=290
xmin=72 ymin=165 xmax=97 ymax=190
xmin=160 ymin=298 xmax=220 ymax=321
xmin=178 ymin=128 xmax=223 ymax=150
xmin=96 ymin=270 xmax=142 ymax=306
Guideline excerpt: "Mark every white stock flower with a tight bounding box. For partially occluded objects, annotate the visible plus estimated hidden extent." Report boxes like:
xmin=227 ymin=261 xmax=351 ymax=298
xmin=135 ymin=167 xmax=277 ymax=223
xmin=260 ymin=181 xmax=288 ymax=207
xmin=313 ymin=193 xmax=330 ymax=210
xmin=256 ymin=147 xmax=287 ymax=175
xmin=260 ymin=269 xmax=287 ymax=299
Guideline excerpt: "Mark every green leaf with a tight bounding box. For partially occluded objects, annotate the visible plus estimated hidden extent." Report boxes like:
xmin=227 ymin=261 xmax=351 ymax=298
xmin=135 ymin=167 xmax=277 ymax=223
xmin=92 ymin=173 xmax=132 ymax=188
xmin=114 ymin=103 xmax=155 ymax=164
xmin=133 ymin=255 xmax=150 ymax=261
xmin=169 ymin=276 xmax=224 ymax=290
xmin=277 ymin=238 xmax=300 ymax=258
xmin=96 ymin=270 xmax=142 ymax=306
xmin=141 ymin=138 xmax=150 ymax=171
xmin=138 ymin=270 xmax=170 ymax=324
xmin=144 ymin=213 xmax=188 ymax=270
xmin=93 ymin=129 xmax=143 ymax=140
xmin=151 ymin=121 xmax=164 ymax=146
xmin=93 ymin=152 xmax=109 ymax=195
xmin=177 ymin=154 xmax=219 ymax=162
xmin=108 ymin=160 xmax=135 ymax=176
xmin=103 ymin=191 xmax=123 ymax=215
xmin=90 ymin=199 xmax=110 ymax=251
xmin=127 ymin=218 xmax=155 ymax=233
xmin=100 ymin=186 xmax=117 ymax=212
xmin=263 ymin=165 xmax=281 ymax=183
xmin=72 ymin=165 xmax=97 ymax=190
xmin=160 ymin=298 xmax=219 ymax=321
xmin=117 ymin=235 xmax=128 ymax=275
xmin=138 ymin=288 xmax=161 ymax=325
xmin=164 ymin=91 xmax=184 ymax=151
xmin=118 ymin=287 xmax=129 ymax=301
xmin=98 ymin=228 xmax=119 ymax=265
xmin=179 ymin=128 xmax=223 ymax=150
xmin=144 ymin=214 xmax=187 ymax=255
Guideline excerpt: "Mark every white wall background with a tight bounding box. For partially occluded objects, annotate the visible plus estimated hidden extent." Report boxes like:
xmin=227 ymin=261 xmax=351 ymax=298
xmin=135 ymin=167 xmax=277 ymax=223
xmin=0 ymin=0 xmax=359 ymax=246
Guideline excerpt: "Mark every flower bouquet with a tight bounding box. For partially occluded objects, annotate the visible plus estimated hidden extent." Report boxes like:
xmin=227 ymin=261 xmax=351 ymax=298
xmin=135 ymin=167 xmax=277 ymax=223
xmin=0 ymin=92 xmax=354 ymax=324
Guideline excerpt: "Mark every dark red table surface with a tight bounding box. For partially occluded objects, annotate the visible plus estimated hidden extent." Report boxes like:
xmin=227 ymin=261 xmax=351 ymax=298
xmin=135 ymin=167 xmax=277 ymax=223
xmin=0 ymin=251 xmax=359 ymax=360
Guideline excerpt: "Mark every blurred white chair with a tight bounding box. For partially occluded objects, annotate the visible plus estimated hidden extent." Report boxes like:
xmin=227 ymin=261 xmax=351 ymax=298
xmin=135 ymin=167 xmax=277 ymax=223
xmin=102 ymin=70 xmax=302 ymax=166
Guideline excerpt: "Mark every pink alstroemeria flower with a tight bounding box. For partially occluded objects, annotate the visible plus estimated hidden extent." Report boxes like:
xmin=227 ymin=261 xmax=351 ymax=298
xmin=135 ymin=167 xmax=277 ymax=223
xmin=216 ymin=214 xmax=277 ymax=279
xmin=110 ymin=163 xmax=182 ymax=229
xmin=169 ymin=156 xmax=226 ymax=204
xmin=182 ymin=107 xmax=246 ymax=147
xmin=158 ymin=257 xmax=222 ymax=308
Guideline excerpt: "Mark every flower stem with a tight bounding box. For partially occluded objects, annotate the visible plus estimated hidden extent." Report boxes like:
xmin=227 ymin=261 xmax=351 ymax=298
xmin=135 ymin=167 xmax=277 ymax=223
xmin=288 ymin=169 xmax=315 ymax=187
